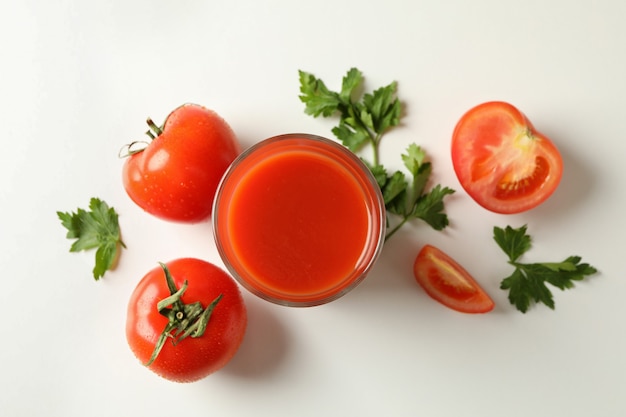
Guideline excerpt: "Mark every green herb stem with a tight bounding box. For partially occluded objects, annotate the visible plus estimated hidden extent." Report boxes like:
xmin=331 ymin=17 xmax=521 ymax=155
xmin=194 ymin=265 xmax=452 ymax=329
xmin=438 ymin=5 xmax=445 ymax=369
xmin=385 ymin=217 xmax=409 ymax=241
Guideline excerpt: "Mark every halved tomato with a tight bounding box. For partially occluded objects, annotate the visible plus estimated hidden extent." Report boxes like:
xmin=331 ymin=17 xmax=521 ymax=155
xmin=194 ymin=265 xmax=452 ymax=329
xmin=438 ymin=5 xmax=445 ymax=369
xmin=451 ymin=101 xmax=563 ymax=214
xmin=413 ymin=245 xmax=494 ymax=314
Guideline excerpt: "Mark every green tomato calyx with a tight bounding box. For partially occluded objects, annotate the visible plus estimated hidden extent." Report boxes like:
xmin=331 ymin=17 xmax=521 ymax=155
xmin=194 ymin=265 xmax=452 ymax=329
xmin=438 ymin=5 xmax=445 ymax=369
xmin=144 ymin=262 xmax=222 ymax=367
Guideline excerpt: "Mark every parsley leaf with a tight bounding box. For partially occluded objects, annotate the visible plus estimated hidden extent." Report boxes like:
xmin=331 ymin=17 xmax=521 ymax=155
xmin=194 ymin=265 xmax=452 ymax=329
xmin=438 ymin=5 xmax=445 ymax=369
xmin=412 ymin=184 xmax=456 ymax=231
xmin=384 ymin=145 xmax=455 ymax=239
xmin=299 ymin=68 xmax=454 ymax=240
xmin=299 ymin=68 xmax=400 ymax=164
xmin=494 ymin=225 xmax=598 ymax=313
xmin=57 ymin=198 xmax=126 ymax=280
xmin=298 ymin=70 xmax=342 ymax=118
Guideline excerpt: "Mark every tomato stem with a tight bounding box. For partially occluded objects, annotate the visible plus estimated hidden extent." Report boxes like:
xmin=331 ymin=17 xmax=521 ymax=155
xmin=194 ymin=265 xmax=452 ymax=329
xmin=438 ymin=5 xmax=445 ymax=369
xmin=144 ymin=263 xmax=222 ymax=367
xmin=117 ymin=118 xmax=164 ymax=158
xmin=145 ymin=118 xmax=163 ymax=139
xmin=118 ymin=140 xmax=151 ymax=158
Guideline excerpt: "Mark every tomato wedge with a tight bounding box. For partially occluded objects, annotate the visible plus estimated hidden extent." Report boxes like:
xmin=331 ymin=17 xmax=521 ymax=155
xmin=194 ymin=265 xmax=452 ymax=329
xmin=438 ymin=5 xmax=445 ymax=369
xmin=413 ymin=245 xmax=494 ymax=314
xmin=451 ymin=101 xmax=563 ymax=214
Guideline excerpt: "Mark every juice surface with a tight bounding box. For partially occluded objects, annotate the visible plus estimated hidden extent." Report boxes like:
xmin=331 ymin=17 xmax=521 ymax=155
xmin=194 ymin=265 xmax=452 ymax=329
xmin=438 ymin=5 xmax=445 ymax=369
xmin=226 ymin=148 xmax=371 ymax=299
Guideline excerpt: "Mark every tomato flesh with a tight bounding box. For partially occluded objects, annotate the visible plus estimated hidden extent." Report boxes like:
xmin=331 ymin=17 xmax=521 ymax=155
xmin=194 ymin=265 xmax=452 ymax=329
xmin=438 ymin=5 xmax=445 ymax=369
xmin=451 ymin=101 xmax=563 ymax=214
xmin=493 ymin=155 xmax=549 ymax=199
xmin=413 ymin=245 xmax=494 ymax=314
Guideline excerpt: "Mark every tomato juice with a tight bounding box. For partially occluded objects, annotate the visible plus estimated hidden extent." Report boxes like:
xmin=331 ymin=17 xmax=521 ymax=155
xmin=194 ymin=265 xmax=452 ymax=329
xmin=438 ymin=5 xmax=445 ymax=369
xmin=213 ymin=134 xmax=385 ymax=306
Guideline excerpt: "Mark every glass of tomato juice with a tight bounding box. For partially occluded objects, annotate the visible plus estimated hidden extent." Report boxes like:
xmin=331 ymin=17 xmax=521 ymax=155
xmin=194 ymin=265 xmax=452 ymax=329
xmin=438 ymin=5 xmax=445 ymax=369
xmin=212 ymin=134 xmax=386 ymax=307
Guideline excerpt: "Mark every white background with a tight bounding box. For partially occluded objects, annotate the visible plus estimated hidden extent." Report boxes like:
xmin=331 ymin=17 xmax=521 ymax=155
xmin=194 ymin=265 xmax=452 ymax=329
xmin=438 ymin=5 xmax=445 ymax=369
xmin=1 ymin=1 xmax=624 ymax=416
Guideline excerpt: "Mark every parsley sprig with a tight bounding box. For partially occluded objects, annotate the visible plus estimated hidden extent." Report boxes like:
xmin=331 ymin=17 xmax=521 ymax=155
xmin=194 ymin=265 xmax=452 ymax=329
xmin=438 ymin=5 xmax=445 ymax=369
xmin=494 ymin=225 xmax=598 ymax=313
xmin=298 ymin=68 xmax=454 ymax=240
xmin=57 ymin=197 xmax=126 ymax=280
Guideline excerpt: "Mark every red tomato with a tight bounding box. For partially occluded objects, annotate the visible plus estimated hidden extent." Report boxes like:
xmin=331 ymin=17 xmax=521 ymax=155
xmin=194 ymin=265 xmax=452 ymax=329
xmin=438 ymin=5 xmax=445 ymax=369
xmin=413 ymin=245 xmax=494 ymax=314
xmin=451 ymin=101 xmax=563 ymax=214
xmin=122 ymin=103 xmax=241 ymax=223
xmin=126 ymin=258 xmax=247 ymax=382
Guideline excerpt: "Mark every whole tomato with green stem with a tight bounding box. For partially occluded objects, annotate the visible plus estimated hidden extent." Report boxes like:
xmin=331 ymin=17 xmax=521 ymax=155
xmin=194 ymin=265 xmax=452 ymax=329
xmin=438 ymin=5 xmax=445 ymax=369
xmin=121 ymin=103 xmax=241 ymax=223
xmin=126 ymin=258 xmax=247 ymax=383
